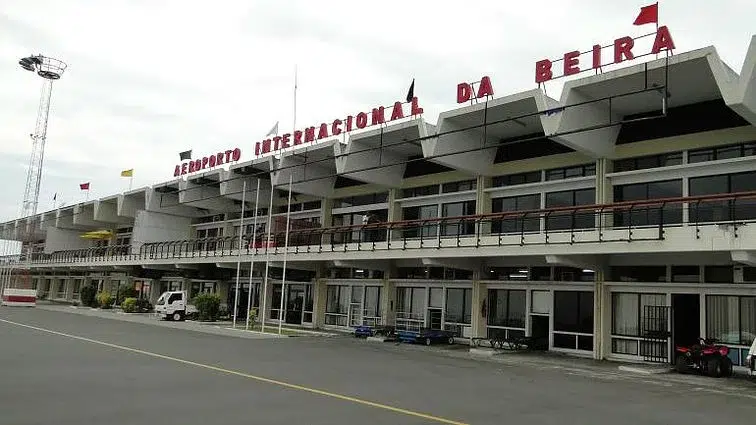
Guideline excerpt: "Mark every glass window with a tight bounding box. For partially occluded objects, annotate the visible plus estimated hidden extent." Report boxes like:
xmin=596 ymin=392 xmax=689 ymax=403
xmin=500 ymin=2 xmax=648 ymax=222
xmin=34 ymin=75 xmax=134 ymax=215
xmin=531 ymin=290 xmax=550 ymax=314
xmin=445 ymin=288 xmax=472 ymax=324
xmin=441 ymin=201 xmax=476 ymax=236
xmin=705 ymin=295 xmax=754 ymax=345
xmin=704 ymin=266 xmax=734 ymax=283
xmin=487 ymin=289 xmax=526 ymax=328
xmin=364 ymin=286 xmax=381 ymax=318
xmin=545 ymin=163 xmax=596 ymax=181
xmin=610 ymin=266 xmax=667 ymax=282
xmin=545 ymin=189 xmax=595 ymax=230
xmin=613 ymin=293 xmax=639 ymax=336
xmin=671 ymin=265 xmax=699 ymax=283
xmin=492 ymin=171 xmax=542 ymax=187
xmin=491 ymin=194 xmax=540 ymax=233
xmin=689 ymin=172 xmax=756 ymax=223
xmin=553 ymin=291 xmax=594 ymax=334
xmin=442 ymin=180 xmax=476 ymax=193
xmin=614 ymin=180 xmax=682 ymax=226
xmin=428 ymin=287 xmax=443 ymax=308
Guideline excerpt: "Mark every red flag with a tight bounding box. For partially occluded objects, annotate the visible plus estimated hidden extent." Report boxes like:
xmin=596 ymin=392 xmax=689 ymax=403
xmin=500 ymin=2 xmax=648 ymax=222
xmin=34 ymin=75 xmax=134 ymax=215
xmin=79 ymin=182 xmax=90 ymax=190
xmin=633 ymin=3 xmax=658 ymax=25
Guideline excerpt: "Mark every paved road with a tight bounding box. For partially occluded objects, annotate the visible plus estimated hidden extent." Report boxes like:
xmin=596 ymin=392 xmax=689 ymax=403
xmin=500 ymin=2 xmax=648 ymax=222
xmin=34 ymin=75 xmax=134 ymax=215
xmin=1 ymin=308 xmax=754 ymax=425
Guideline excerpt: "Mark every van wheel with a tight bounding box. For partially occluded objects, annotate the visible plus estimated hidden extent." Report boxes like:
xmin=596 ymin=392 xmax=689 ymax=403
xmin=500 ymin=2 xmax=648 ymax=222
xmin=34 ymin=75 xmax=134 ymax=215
xmin=172 ymin=312 xmax=184 ymax=322
xmin=424 ymin=337 xmax=432 ymax=346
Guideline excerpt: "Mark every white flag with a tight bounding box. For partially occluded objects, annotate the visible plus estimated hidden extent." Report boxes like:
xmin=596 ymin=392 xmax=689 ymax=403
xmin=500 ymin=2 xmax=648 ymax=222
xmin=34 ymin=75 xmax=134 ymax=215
xmin=266 ymin=122 xmax=279 ymax=137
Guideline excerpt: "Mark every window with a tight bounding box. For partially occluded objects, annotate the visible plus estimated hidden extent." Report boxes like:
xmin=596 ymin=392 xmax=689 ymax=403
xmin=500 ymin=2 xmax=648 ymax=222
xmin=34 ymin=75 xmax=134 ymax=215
xmin=613 ymin=152 xmax=682 ymax=172
xmin=688 ymin=142 xmax=756 ymax=164
xmin=402 ymin=185 xmax=439 ymax=198
xmin=364 ymin=286 xmax=381 ymax=318
xmin=706 ymin=295 xmax=756 ymax=346
xmin=531 ymin=291 xmax=550 ymax=314
xmin=545 ymin=188 xmax=595 ymax=230
xmin=611 ymin=293 xmax=666 ymax=355
xmin=396 ymin=287 xmax=425 ymax=317
xmin=442 ymin=180 xmax=476 ymax=193
xmin=402 ymin=205 xmax=438 ymax=238
xmin=704 ymin=266 xmax=734 ymax=283
xmin=333 ymin=193 xmax=388 ymax=208
xmin=445 ymin=288 xmax=472 ymax=324
xmin=545 ymin=163 xmax=596 ymax=181
xmin=553 ymin=291 xmax=594 ymax=351
xmin=689 ymin=171 xmax=756 ymax=222
xmin=441 ymin=201 xmax=476 ymax=236
xmin=610 ymin=266 xmax=667 ymax=282
xmin=492 ymin=171 xmax=542 ymax=187
xmin=491 ymin=194 xmax=540 ymax=233
xmin=325 ymin=285 xmax=350 ymax=326
xmin=671 ymin=265 xmax=699 ymax=283
xmin=613 ymin=180 xmax=682 ymax=226
xmin=487 ymin=289 xmax=526 ymax=328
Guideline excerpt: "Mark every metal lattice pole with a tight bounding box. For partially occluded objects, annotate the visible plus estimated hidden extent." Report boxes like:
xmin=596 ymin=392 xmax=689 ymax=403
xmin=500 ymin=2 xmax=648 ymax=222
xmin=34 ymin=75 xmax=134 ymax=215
xmin=18 ymin=54 xmax=67 ymax=219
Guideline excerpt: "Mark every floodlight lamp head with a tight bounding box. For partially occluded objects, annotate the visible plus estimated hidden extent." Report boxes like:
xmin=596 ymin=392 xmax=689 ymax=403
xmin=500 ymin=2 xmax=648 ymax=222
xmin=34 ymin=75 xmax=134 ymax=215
xmin=18 ymin=54 xmax=67 ymax=80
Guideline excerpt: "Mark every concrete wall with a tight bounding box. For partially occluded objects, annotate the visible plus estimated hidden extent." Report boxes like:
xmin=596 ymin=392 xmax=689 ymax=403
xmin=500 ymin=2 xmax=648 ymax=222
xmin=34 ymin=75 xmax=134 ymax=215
xmin=132 ymin=211 xmax=192 ymax=251
xmin=44 ymin=227 xmax=91 ymax=253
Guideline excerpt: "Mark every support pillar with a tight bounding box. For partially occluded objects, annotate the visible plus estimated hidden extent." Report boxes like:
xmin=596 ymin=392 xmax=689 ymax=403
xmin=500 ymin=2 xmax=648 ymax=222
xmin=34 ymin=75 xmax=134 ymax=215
xmin=476 ymin=175 xmax=492 ymax=236
xmin=313 ymin=278 xmax=327 ymax=328
xmin=387 ymin=188 xmax=402 ymax=242
xmin=381 ymin=278 xmax=396 ymax=326
xmin=594 ymin=268 xmax=609 ymax=360
xmin=470 ymin=270 xmax=487 ymax=343
xmin=320 ymin=198 xmax=333 ymax=246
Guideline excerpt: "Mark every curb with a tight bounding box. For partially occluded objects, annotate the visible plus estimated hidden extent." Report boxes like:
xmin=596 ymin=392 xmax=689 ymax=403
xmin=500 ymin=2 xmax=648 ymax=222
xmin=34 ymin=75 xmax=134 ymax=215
xmin=618 ymin=365 xmax=672 ymax=375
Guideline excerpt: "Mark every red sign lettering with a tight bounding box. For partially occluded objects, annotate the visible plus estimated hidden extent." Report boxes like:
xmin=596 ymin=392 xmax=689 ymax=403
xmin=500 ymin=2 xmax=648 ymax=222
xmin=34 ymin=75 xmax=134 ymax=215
xmin=173 ymin=148 xmax=243 ymax=177
xmin=456 ymin=76 xmax=494 ymax=104
xmin=253 ymin=98 xmax=423 ymax=157
xmin=534 ymin=26 xmax=675 ymax=84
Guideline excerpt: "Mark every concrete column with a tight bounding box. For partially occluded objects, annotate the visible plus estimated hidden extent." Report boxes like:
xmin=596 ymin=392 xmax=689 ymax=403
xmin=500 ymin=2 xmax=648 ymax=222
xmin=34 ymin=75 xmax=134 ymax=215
xmin=476 ymin=175 xmax=492 ymax=236
xmin=381 ymin=278 xmax=396 ymax=326
xmin=595 ymin=158 xmax=611 ymax=228
xmin=470 ymin=280 xmax=487 ymax=341
xmin=313 ymin=278 xmax=327 ymax=328
xmin=320 ymin=198 xmax=333 ymax=246
xmin=594 ymin=268 xmax=610 ymax=360
xmin=65 ymin=277 xmax=74 ymax=301
xmin=387 ymin=188 xmax=402 ymax=242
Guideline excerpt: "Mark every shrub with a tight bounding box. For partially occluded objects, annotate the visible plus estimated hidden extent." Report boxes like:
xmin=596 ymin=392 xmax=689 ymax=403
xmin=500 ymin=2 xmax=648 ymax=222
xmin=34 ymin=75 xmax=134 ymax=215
xmin=96 ymin=292 xmax=114 ymax=309
xmin=117 ymin=286 xmax=139 ymax=305
xmin=121 ymin=297 xmax=138 ymax=313
xmin=248 ymin=307 xmax=258 ymax=326
xmin=80 ymin=285 xmax=98 ymax=307
xmin=193 ymin=293 xmax=221 ymax=321
xmin=135 ymin=298 xmax=153 ymax=313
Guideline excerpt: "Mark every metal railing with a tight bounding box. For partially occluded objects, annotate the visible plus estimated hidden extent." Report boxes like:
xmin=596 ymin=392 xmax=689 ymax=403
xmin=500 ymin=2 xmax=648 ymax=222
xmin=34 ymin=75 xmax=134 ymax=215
xmin=3 ymin=190 xmax=756 ymax=266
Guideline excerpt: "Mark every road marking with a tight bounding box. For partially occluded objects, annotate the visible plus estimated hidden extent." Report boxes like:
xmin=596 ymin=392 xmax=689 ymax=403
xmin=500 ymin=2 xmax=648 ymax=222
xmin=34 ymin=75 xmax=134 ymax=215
xmin=0 ymin=318 xmax=468 ymax=425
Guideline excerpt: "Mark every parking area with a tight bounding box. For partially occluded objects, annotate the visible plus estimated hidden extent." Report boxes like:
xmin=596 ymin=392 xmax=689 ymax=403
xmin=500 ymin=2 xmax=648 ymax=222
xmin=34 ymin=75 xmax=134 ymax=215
xmin=1 ymin=307 xmax=755 ymax=425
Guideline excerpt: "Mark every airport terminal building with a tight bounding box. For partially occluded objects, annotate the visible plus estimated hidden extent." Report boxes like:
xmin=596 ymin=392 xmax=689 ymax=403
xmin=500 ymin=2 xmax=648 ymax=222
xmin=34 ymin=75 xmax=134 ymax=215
xmin=2 ymin=31 xmax=756 ymax=367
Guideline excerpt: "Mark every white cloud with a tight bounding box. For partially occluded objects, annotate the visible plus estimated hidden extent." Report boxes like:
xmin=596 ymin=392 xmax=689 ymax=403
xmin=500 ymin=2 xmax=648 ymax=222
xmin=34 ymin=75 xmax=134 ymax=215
xmin=0 ymin=0 xmax=754 ymax=222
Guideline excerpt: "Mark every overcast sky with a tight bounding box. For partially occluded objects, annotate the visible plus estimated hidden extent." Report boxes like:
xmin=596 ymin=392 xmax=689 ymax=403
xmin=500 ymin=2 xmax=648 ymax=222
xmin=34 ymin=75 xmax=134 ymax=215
xmin=0 ymin=0 xmax=753 ymax=222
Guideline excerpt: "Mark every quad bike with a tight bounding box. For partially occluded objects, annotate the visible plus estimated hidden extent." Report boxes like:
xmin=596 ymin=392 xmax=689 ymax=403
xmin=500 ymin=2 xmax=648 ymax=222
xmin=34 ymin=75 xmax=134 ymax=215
xmin=674 ymin=338 xmax=733 ymax=378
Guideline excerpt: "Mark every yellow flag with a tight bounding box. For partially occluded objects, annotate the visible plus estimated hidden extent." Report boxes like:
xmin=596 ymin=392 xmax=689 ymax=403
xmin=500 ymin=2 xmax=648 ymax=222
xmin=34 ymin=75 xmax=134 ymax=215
xmin=120 ymin=169 xmax=133 ymax=177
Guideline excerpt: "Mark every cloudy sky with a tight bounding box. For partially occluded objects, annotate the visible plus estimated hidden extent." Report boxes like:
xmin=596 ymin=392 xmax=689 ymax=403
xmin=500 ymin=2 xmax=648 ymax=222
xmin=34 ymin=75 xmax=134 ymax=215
xmin=0 ymin=0 xmax=753 ymax=222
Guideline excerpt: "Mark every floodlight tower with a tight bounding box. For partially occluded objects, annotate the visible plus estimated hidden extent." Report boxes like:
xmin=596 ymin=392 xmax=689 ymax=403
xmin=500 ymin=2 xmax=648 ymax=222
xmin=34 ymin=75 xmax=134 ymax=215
xmin=18 ymin=54 xmax=67 ymax=218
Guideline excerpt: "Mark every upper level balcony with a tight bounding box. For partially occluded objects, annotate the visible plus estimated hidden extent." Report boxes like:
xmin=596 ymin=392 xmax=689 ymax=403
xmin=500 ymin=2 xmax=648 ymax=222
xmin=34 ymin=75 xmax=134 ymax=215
xmin=5 ymin=190 xmax=756 ymax=269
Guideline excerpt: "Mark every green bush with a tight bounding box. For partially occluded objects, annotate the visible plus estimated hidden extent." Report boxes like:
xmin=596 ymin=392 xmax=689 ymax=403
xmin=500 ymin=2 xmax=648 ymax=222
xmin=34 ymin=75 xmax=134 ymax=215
xmin=121 ymin=297 xmax=138 ymax=313
xmin=117 ymin=285 xmax=139 ymax=304
xmin=96 ymin=292 xmax=114 ymax=309
xmin=80 ymin=285 xmax=97 ymax=307
xmin=193 ymin=293 xmax=221 ymax=321
xmin=248 ymin=307 xmax=258 ymax=326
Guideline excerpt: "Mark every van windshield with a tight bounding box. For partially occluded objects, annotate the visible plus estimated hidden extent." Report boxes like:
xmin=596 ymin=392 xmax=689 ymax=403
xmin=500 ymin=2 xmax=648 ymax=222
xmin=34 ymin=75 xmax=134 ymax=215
xmin=156 ymin=294 xmax=166 ymax=305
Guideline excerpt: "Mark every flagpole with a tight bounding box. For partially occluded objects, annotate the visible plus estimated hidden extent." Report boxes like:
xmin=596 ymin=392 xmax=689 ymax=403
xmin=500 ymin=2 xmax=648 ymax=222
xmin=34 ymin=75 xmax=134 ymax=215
xmin=260 ymin=178 xmax=275 ymax=333
xmin=293 ymin=65 xmax=298 ymax=134
xmin=129 ymin=175 xmax=133 ymax=191
xmin=232 ymin=180 xmax=247 ymax=328
xmin=278 ymin=173 xmax=293 ymax=335
xmin=245 ymin=178 xmax=261 ymax=331
xmin=85 ymin=189 xmax=89 ymax=202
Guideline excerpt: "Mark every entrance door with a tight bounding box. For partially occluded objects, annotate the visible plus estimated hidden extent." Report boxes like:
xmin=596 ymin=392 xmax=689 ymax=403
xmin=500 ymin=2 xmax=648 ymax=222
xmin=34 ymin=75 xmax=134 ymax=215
xmin=672 ymin=294 xmax=700 ymax=348
xmin=285 ymin=285 xmax=305 ymax=324
xmin=530 ymin=315 xmax=549 ymax=350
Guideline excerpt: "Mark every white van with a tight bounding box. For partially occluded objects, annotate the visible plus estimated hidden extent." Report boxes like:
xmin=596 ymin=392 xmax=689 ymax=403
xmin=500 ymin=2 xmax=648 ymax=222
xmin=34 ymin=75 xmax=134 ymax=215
xmin=154 ymin=291 xmax=198 ymax=321
xmin=747 ymin=337 xmax=756 ymax=376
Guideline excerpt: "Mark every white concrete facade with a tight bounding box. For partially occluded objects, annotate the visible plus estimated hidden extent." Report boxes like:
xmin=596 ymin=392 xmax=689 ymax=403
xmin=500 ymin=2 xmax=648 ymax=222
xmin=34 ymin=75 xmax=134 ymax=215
xmin=2 ymin=38 xmax=756 ymax=366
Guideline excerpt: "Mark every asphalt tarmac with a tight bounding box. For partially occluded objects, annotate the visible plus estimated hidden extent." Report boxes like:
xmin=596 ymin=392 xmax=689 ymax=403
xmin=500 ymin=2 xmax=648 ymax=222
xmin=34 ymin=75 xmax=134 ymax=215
xmin=1 ymin=307 xmax=755 ymax=425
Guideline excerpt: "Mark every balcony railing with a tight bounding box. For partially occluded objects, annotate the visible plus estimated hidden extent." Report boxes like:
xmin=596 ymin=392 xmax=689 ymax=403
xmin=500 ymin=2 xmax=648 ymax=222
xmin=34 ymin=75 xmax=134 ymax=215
xmin=4 ymin=191 xmax=756 ymax=266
